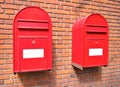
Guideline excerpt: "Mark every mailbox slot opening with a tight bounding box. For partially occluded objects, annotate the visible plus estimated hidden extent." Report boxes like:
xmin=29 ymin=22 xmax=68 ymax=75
xmin=86 ymin=24 xmax=107 ymax=33
xmin=18 ymin=19 xmax=49 ymax=30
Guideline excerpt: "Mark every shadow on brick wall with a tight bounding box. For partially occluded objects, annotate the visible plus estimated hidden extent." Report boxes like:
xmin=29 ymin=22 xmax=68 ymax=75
xmin=17 ymin=71 xmax=55 ymax=87
xmin=72 ymin=67 xmax=102 ymax=86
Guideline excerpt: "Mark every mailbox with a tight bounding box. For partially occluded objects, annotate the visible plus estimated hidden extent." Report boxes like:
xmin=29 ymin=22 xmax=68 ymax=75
xmin=13 ymin=6 xmax=52 ymax=73
xmin=72 ymin=14 xmax=108 ymax=70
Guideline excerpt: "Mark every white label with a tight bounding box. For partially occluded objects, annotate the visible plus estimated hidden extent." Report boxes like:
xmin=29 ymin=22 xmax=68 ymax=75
xmin=23 ymin=49 xmax=44 ymax=58
xmin=89 ymin=48 xmax=103 ymax=56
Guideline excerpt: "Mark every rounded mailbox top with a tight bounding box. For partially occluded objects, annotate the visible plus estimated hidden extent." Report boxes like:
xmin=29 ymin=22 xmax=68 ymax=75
xmin=13 ymin=6 xmax=52 ymax=36
xmin=13 ymin=6 xmax=52 ymax=32
xmin=85 ymin=14 xmax=108 ymax=26
xmin=72 ymin=14 xmax=108 ymax=31
xmin=13 ymin=6 xmax=51 ymax=23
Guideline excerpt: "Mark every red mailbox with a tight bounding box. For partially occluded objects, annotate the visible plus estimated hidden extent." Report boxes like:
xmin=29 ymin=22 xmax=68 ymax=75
xmin=72 ymin=14 xmax=108 ymax=70
xmin=13 ymin=6 xmax=52 ymax=73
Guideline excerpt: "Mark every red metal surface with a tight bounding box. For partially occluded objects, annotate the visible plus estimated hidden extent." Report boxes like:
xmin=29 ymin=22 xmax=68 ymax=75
xmin=13 ymin=6 xmax=52 ymax=73
xmin=72 ymin=14 xmax=108 ymax=69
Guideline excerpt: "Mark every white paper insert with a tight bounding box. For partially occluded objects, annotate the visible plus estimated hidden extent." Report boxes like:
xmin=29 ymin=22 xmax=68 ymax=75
xmin=89 ymin=48 xmax=103 ymax=56
xmin=23 ymin=49 xmax=44 ymax=58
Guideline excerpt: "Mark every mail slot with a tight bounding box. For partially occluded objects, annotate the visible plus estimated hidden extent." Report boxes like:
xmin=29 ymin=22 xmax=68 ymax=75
xmin=13 ymin=6 xmax=52 ymax=73
xmin=72 ymin=14 xmax=108 ymax=70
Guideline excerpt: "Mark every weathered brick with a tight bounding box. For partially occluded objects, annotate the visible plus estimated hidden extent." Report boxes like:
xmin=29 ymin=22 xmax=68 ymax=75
xmin=1 ymin=4 xmax=19 ymax=10
xmin=5 ymin=9 xmax=14 ymax=15
xmin=0 ymin=80 xmax=4 ymax=85
xmin=5 ymin=40 xmax=12 ymax=44
xmin=0 ymin=25 xmax=12 ymax=29
xmin=53 ymin=45 xmax=66 ymax=49
xmin=4 ymin=80 xmax=14 ymax=84
xmin=5 ymin=59 xmax=12 ymax=64
xmin=29 ymin=0 xmax=45 ymax=3
xmin=4 ymin=49 xmax=13 ymax=54
xmin=6 ymin=0 xmax=14 ymax=4
xmin=0 ymin=45 xmax=12 ymax=49
xmin=0 ymin=14 xmax=9 ymax=19
xmin=24 ymin=1 xmax=32 ymax=6
xmin=0 ymin=35 xmax=11 ymax=39
xmin=0 ymin=64 xmax=12 ymax=69
xmin=46 ymin=0 xmax=59 ymax=4
xmin=0 ymin=0 xmax=4 ymax=3
xmin=0 ymin=30 xmax=4 ymax=34
xmin=0 ymin=8 xmax=4 ymax=13
xmin=0 ymin=60 xmax=4 ymax=64
xmin=0 ymin=40 xmax=4 ymax=45
xmin=0 ymin=20 xmax=4 ymax=24
xmin=4 ymin=69 xmax=13 ymax=74
xmin=0 ymin=75 xmax=9 ymax=80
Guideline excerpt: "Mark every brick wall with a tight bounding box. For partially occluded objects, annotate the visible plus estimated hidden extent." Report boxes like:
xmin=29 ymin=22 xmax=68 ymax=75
xmin=0 ymin=0 xmax=120 ymax=87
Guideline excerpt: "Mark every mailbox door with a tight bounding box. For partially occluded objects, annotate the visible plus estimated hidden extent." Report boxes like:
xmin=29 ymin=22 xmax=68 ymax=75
xmin=85 ymin=24 xmax=108 ymax=67
xmin=19 ymin=37 xmax=48 ymax=72
xmin=85 ymin=38 xmax=107 ymax=67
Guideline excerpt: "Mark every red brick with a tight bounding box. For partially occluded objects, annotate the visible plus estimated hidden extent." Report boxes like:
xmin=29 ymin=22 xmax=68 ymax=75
xmin=46 ymin=0 xmax=59 ymax=4
xmin=0 ymin=80 xmax=4 ymax=85
xmin=4 ymin=80 xmax=14 ymax=84
xmin=0 ymin=55 xmax=9 ymax=59
xmin=0 ymin=75 xmax=9 ymax=80
xmin=5 ymin=40 xmax=12 ymax=44
xmin=0 ymin=0 xmax=4 ymax=3
xmin=6 ymin=0 xmax=14 ymax=4
xmin=0 ymin=45 xmax=12 ymax=49
xmin=0 ymin=60 xmax=4 ymax=64
xmin=29 ymin=0 xmax=45 ymax=3
xmin=0 ymin=64 xmax=12 ymax=69
xmin=50 ymin=4 xmax=56 ymax=9
xmin=0 ymin=35 xmax=11 ymax=39
xmin=0 ymin=14 xmax=9 ymax=19
xmin=0 ymin=8 xmax=4 ymax=13
xmin=1 ymin=4 xmax=19 ymax=10
xmin=0 ymin=70 xmax=4 ymax=75
xmin=4 ymin=69 xmax=13 ymax=74
xmin=24 ymin=1 xmax=32 ymax=6
xmin=4 ymin=49 xmax=13 ymax=54
xmin=10 ymin=74 xmax=19 ymax=79
xmin=5 ymin=9 xmax=14 ymax=15
xmin=14 ymin=0 xmax=23 ymax=5
xmin=53 ymin=45 xmax=66 ymax=49
xmin=0 ymin=20 xmax=4 ymax=24
xmin=5 ymin=20 xmax=12 ymax=25
xmin=5 ymin=60 xmax=13 ymax=64
xmin=4 ymin=30 xmax=12 ymax=35
xmin=0 ymin=30 xmax=4 ymax=34
xmin=0 ymin=25 xmax=12 ymax=29
xmin=32 ymin=2 xmax=40 ymax=7
xmin=10 ymin=15 xmax=14 ymax=20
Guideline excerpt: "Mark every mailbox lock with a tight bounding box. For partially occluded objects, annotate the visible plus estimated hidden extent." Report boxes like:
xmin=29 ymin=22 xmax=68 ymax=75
xmin=32 ymin=40 xmax=36 ymax=45
xmin=95 ymin=41 xmax=98 ymax=45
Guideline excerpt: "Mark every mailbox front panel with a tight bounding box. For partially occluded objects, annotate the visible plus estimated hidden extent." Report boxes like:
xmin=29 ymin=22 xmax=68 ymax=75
xmin=13 ymin=6 xmax=52 ymax=73
xmin=85 ymin=38 xmax=108 ymax=67
xmin=19 ymin=38 xmax=48 ymax=72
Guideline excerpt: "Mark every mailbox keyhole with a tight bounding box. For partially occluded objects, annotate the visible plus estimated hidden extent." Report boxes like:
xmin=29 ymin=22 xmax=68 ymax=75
xmin=32 ymin=40 xmax=36 ymax=46
xmin=95 ymin=41 xmax=98 ymax=45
